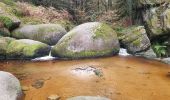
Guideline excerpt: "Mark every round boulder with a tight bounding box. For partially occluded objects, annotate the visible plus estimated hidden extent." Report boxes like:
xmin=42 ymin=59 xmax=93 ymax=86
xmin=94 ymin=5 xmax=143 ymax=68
xmin=0 ymin=71 xmax=23 ymax=100
xmin=7 ymin=39 xmax=51 ymax=59
xmin=12 ymin=24 xmax=67 ymax=45
xmin=51 ymin=22 xmax=120 ymax=59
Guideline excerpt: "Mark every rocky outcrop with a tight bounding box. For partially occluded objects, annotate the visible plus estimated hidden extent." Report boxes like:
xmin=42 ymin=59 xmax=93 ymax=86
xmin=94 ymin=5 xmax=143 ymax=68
xmin=12 ymin=24 xmax=67 ymax=45
xmin=143 ymin=3 xmax=170 ymax=38
xmin=0 ymin=71 xmax=23 ymax=100
xmin=67 ymin=96 xmax=110 ymax=100
xmin=139 ymin=0 xmax=169 ymax=5
xmin=118 ymin=26 xmax=151 ymax=54
xmin=52 ymin=22 xmax=120 ymax=59
xmin=0 ymin=37 xmax=15 ymax=59
xmin=7 ymin=39 xmax=51 ymax=59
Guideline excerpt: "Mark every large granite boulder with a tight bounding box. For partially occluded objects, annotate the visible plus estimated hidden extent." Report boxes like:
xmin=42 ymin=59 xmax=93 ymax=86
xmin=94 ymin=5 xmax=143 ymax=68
xmin=0 ymin=37 xmax=15 ymax=59
xmin=12 ymin=24 xmax=67 ymax=45
xmin=51 ymin=22 xmax=120 ymax=59
xmin=0 ymin=71 xmax=23 ymax=100
xmin=67 ymin=96 xmax=110 ymax=100
xmin=118 ymin=26 xmax=151 ymax=54
xmin=7 ymin=39 xmax=51 ymax=59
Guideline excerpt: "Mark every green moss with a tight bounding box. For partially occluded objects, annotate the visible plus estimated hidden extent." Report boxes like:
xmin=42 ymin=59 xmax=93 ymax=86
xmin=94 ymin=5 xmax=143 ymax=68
xmin=132 ymin=39 xmax=141 ymax=46
xmin=54 ymin=20 xmax=75 ymax=31
xmin=93 ymin=23 xmax=114 ymax=39
xmin=52 ymin=47 xmax=119 ymax=59
xmin=0 ymin=16 xmax=13 ymax=29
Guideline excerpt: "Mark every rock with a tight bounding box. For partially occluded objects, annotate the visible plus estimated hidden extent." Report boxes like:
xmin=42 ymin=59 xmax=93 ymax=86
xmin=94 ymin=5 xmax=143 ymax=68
xmin=32 ymin=79 xmax=44 ymax=89
xmin=0 ymin=2 xmax=21 ymax=31
xmin=66 ymin=96 xmax=110 ymax=100
xmin=135 ymin=48 xmax=157 ymax=59
xmin=6 ymin=39 xmax=51 ymax=59
xmin=0 ymin=27 xmax=10 ymax=36
xmin=161 ymin=58 xmax=170 ymax=64
xmin=52 ymin=22 xmax=120 ymax=59
xmin=0 ymin=71 xmax=23 ymax=100
xmin=0 ymin=37 xmax=15 ymax=59
xmin=47 ymin=95 xmax=60 ymax=100
xmin=143 ymin=4 xmax=170 ymax=38
xmin=139 ymin=0 xmax=169 ymax=5
xmin=12 ymin=24 xmax=67 ymax=45
xmin=21 ymin=86 xmax=30 ymax=91
xmin=118 ymin=26 xmax=151 ymax=54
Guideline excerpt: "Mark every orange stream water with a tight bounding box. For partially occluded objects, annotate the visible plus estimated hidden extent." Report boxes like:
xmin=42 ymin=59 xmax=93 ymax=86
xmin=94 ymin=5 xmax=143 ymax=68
xmin=0 ymin=56 xmax=170 ymax=100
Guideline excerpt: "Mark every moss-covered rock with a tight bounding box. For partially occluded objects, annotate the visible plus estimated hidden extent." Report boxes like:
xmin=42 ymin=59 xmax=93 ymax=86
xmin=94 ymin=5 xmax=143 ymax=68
xmin=118 ymin=26 xmax=151 ymax=54
xmin=12 ymin=24 xmax=67 ymax=45
xmin=0 ymin=37 xmax=15 ymax=59
xmin=0 ymin=2 xmax=21 ymax=31
xmin=143 ymin=4 xmax=170 ymax=38
xmin=6 ymin=39 xmax=51 ymax=59
xmin=51 ymin=22 xmax=120 ymax=59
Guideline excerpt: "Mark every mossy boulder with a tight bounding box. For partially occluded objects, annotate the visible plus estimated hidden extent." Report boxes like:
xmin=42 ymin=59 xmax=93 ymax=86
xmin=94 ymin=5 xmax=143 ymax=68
xmin=118 ymin=26 xmax=151 ymax=54
xmin=51 ymin=22 xmax=120 ymax=59
xmin=12 ymin=24 xmax=67 ymax=45
xmin=0 ymin=2 xmax=21 ymax=30
xmin=0 ymin=37 xmax=15 ymax=59
xmin=143 ymin=5 xmax=170 ymax=38
xmin=6 ymin=39 xmax=51 ymax=59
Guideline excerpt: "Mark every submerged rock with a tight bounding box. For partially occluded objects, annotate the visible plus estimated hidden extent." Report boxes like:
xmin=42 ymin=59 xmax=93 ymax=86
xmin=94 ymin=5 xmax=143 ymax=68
xmin=0 ymin=71 xmax=23 ymax=100
xmin=6 ymin=39 xmax=51 ymax=59
xmin=67 ymin=96 xmax=110 ymax=100
xmin=118 ymin=26 xmax=151 ymax=54
xmin=52 ymin=22 xmax=120 ymax=59
xmin=12 ymin=24 xmax=67 ymax=45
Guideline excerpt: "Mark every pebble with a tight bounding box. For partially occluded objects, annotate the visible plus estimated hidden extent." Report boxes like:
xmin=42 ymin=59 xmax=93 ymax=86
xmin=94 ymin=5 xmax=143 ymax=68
xmin=47 ymin=95 xmax=60 ymax=100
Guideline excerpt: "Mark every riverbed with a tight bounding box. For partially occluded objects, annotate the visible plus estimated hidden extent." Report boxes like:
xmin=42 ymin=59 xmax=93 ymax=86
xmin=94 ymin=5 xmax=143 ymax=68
xmin=0 ymin=56 xmax=170 ymax=100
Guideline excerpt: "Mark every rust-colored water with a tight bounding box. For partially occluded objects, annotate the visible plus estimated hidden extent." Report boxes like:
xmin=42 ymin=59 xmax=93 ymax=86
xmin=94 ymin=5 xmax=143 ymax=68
xmin=0 ymin=56 xmax=170 ymax=100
